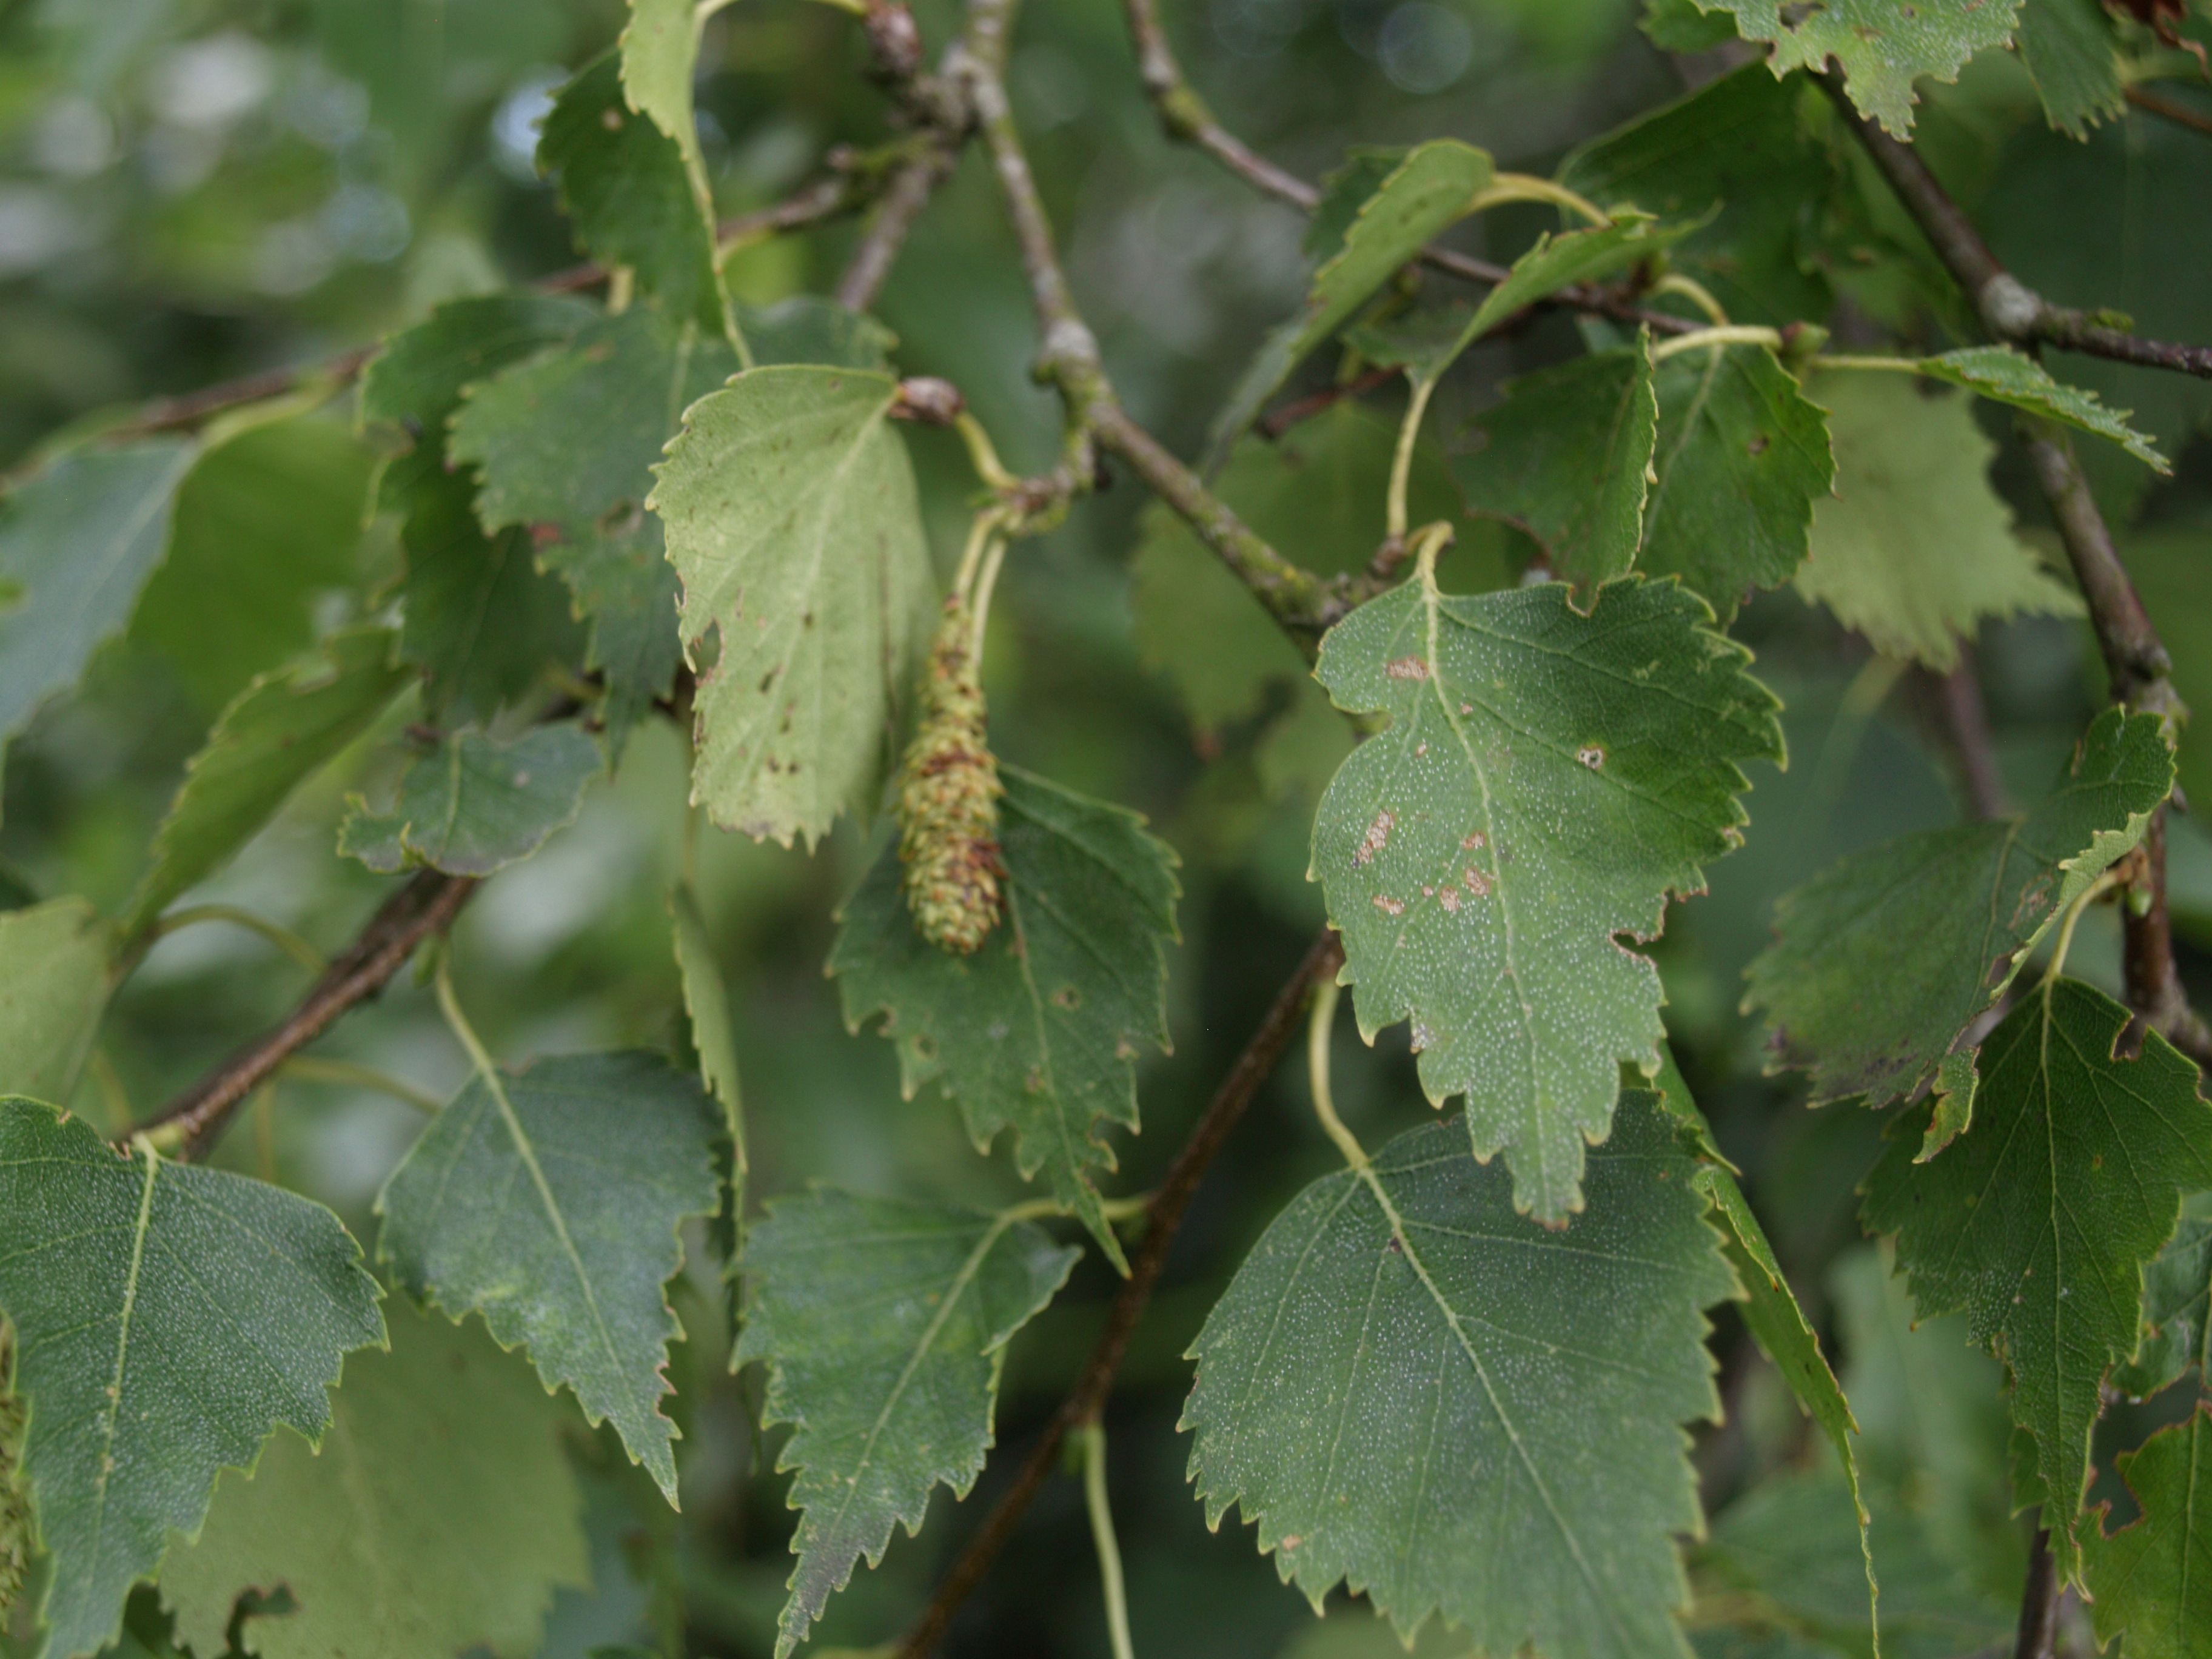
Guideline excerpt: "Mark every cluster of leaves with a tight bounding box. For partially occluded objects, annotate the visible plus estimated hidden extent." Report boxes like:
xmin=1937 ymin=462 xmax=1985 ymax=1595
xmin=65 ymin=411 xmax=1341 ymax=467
xmin=0 ymin=1 xmax=2210 ymax=1658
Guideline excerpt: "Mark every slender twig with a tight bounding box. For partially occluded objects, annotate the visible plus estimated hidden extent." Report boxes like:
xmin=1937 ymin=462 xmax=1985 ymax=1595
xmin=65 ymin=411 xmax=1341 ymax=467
xmin=2125 ymin=83 xmax=2212 ymax=140
xmin=945 ymin=8 xmax=1348 ymax=641
xmin=1823 ymin=76 xmax=2212 ymax=381
xmin=1834 ymin=70 xmax=2212 ymax=1073
xmin=836 ymin=147 xmax=959 ymax=310
xmin=147 ymin=902 xmax=329 ymax=975
xmin=132 ymin=872 xmax=477 ymax=1159
xmin=896 ymin=930 xmax=1342 ymax=1659
xmin=1114 ymin=0 xmax=1700 ymax=342
xmin=2013 ymin=1530 xmax=2061 ymax=1659
xmin=1932 ymin=648 xmax=2010 ymax=821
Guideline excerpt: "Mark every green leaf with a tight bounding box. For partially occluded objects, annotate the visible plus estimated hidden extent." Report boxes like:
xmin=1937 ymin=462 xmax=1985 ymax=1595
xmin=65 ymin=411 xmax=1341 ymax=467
xmin=358 ymin=294 xmax=597 ymax=517
xmin=1639 ymin=344 xmax=1834 ymax=616
xmin=1182 ymin=1098 xmax=1735 ymax=1656
xmin=0 ymin=441 xmax=195 ymax=752
xmin=539 ymin=53 xmax=728 ymax=340
xmin=1695 ymin=0 xmax=2023 ymax=138
xmin=618 ymin=0 xmax=712 ymax=208
xmin=830 ymin=768 xmax=1179 ymax=1269
xmin=1793 ymin=372 xmax=2080 ymax=672
xmin=339 ymin=723 xmax=600 ymax=877
xmin=2114 ymin=1192 xmax=2212 ymax=1399
xmin=1360 ymin=215 xmax=1689 ymax=395
xmin=0 ymin=899 xmax=112 ymax=1107
xmin=1311 ymin=574 xmax=1780 ymax=1222
xmin=671 ymin=882 xmax=744 ymax=1329
xmin=1917 ymin=345 xmax=2169 ymax=472
xmin=1205 ymin=141 xmax=1493 ymax=465
xmin=396 ymin=473 xmax=587 ymax=725
xmin=160 ymin=1304 xmax=591 ymax=1659
xmin=671 ymin=887 xmax=741 ymax=1136
xmin=1458 ymin=214 xmax=1684 ymax=357
xmin=1132 ymin=401 xmax=1458 ymax=737
xmin=1649 ymin=1053 xmax=1875 ymax=1646
xmin=739 ymin=294 xmax=897 ymax=372
xmin=649 ymin=365 xmax=936 ymax=850
xmin=126 ymin=629 xmax=411 ymax=934
xmin=375 ymin=1052 xmax=720 ymax=1500
xmin=1744 ymin=706 xmax=2173 ymax=1108
xmin=1640 ymin=0 xmax=1741 ymax=52
xmin=1828 ymin=1245 xmax=2020 ymax=1592
xmin=1861 ymin=978 xmax=2212 ymax=1575
xmin=1560 ymin=64 xmax=1834 ymax=326
xmin=450 ymin=306 xmax=740 ymax=751
xmin=2123 ymin=529 xmax=2212 ymax=820
xmin=2080 ymin=1405 xmax=2212 ymax=1659
xmin=2016 ymin=0 xmax=2125 ymax=138
xmin=1450 ymin=340 xmax=1657 ymax=604
xmin=0 ymin=1101 xmax=383 ymax=1659
xmin=1697 ymin=1467 xmax=2014 ymax=1659
xmin=733 ymin=1188 xmax=1079 ymax=1659
xmin=1306 ymin=149 xmax=1408 ymax=261
xmin=129 ymin=417 xmax=374 ymax=719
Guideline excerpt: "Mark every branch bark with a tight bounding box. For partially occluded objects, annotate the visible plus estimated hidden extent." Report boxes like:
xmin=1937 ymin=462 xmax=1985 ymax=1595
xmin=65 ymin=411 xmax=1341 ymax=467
xmin=1116 ymin=0 xmax=1702 ymax=340
xmin=1824 ymin=76 xmax=2212 ymax=381
xmin=896 ymin=929 xmax=1344 ymax=1659
xmin=131 ymin=871 xmax=477 ymax=1160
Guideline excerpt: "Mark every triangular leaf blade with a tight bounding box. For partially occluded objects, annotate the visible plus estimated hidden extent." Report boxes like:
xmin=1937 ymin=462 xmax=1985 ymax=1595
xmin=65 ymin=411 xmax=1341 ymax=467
xmin=375 ymin=1052 xmax=722 ymax=1499
xmin=0 ymin=1101 xmax=384 ymax=1659
xmin=831 ymin=768 xmax=1179 ymax=1269
xmin=1312 ymin=574 xmax=1780 ymax=1221
xmin=1182 ymin=1099 xmax=1735 ymax=1657
xmin=732 ymin=1188 xmax=1079 ymax=1658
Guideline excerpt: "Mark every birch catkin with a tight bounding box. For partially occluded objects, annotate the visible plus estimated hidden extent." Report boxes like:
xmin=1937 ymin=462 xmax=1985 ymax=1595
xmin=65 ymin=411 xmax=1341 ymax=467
xmin=897 ymin=596 xmax=1004 ymax=953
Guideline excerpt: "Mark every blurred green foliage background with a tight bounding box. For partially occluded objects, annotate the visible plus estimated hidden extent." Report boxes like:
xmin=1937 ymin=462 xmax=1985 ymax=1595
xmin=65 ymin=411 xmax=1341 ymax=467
xmin=4 ymin=0 xmax=2212 ymax=1652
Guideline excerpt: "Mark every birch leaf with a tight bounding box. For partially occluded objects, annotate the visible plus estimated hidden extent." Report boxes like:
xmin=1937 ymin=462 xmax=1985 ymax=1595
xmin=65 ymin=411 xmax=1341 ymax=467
xmin=375 ymin=1052 xmax=722 ymax=1500
xmin=1182 ymin=1098 xmax=1734 ymax=1657
xmin=830 ymin=768 xmax=1179 ymax=1270
xmin=1312 ymin=573 xmax=1780 ymax=1221
xmin=0 ymin=1102 xmax=383 ymax=1659
xmin=733 ymin=1188 xmax=1078 ymax=1658
xmin=1744 ymin=707 xmax=2173 ymax=1109
xmin=1860 ymin=979 xmax=2212 ymax=1577
xmin=650 ymin=366 xmax=935 ymax=850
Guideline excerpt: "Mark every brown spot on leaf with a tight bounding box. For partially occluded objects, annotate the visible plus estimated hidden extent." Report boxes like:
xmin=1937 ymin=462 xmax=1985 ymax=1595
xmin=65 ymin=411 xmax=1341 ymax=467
xmin=1386 ymin=656 xmax=1430 ymax=681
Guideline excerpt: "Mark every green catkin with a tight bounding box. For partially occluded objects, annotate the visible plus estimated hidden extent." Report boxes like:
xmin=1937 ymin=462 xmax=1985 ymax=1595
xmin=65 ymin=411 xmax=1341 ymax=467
xmin=0 ymin=1319 xmax=25 ymax=1619
xmin=897 ymin=596 xmax=1004 ymax=953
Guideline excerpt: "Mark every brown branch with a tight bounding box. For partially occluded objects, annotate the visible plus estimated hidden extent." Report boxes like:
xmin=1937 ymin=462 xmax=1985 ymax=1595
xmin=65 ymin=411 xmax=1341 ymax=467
xmin=896 ymin=929 xmax=1343 ymax=1659
xmin=1933 ymin=648 xmax=2010 ymax=820
xmin=132 ymin=871 xmax=477 ymax=1161
xmin=2125 ymin=83 xmax=2212 ymax=140
xmin=2013 ymin=1529 xmax=2061 ymax=1659
xmin=836 ymin=147 xmax=960 ymax=312
xmin=1824 ymin=76 xmax=2212 ymax=381
xmin=1117 ymin=0 xmax=1698 ymax=343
